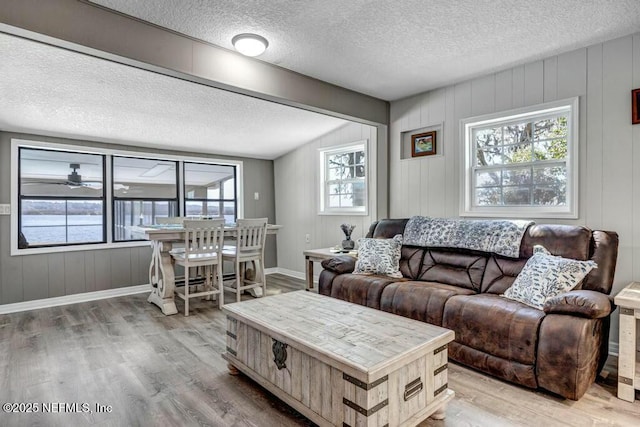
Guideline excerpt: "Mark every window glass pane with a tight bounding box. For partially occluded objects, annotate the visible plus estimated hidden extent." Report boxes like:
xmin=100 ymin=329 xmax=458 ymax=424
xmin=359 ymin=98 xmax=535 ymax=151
xmin=475 ymin=187 xmax=501 ymax=206
xmin=533 ymin=139 xmax=567 ymax=161
xmin=502 ymin=168 xmax=531 ymax=186
xmin=113 ymin=157 xmax=177 ymax=198
xmin=475 ymin=171 xmax=501 ymax=187
xmin=533 ymin=186 xmax=566 ymax=205
xmin=184 ymin=163 xmax=234 ymax=200
xmin=21 ymin=199 xmax=103 ymax=246
xmin=503 ymin=123 xmax=532 ymax=145
xmin=184 ymin=201 xmax=223 ymax=218
xmin=339 ymin=195 xmax=353 ymax=207
xmin=474 ymin=128 xmax=502 ymax=150
xmin=20 ymin=148 xmax=104 ymax=198
xmin=223 ymin=202 xmax=236 ymax=223
xmin=113 ymin=200 xmax=177 ymax=241
xmin=503 ymin=187 xmax=530 ymax=205
xmin=223 ymin=178 xmax=235 ymax=199
xmin=535 ymin=117 xmax=567 ymax=140
xmin=503 ymin=143 xmax=532 ymax=164
xmin=476 ymin=148 xmax=503 ymax=166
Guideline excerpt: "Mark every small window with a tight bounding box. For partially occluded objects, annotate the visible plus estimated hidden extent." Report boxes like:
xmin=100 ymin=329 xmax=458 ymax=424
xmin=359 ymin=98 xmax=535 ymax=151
xmin=184 ymin=162 xmax=237 ymax=223
xmin=19 ymin=147 xmax=106 ymax=247
xmin=460 ymin=98 xmax=579 ymax=218
xmin=112 ymin=156 xmax=178 ymax=241
xmin=319 ymin=141 xmax=368 ymax=214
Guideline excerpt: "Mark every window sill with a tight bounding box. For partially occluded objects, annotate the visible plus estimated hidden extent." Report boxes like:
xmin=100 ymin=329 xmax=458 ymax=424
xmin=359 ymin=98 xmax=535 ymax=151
xmin=11 ymin=240 xmax=151 ymax=257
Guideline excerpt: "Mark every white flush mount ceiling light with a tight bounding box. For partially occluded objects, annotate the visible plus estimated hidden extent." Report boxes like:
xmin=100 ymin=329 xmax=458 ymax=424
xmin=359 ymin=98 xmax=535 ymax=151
xmin=232 ymin=33 xmax=269 ymax=57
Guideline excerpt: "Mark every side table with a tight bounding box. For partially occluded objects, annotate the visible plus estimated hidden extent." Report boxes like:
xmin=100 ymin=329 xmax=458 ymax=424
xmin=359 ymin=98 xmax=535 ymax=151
xmin=302 ymin=248 xmax=356 ymax=290
xmin=614 ymin=281 xmax=640 ymax=402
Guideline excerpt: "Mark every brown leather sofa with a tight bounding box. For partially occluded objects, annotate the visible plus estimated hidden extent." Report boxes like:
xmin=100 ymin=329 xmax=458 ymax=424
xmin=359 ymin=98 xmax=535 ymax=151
xmin=318 ymin=218 xmax=619 ymax=400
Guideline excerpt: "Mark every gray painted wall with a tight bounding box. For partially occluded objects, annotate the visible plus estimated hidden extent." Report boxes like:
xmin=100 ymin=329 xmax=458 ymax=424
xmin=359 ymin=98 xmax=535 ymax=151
xmin=388 ymin=33 xmax=640 ymax=346
xmin=274 ymin=122 xmax=379 ymax=274
xmin=0 ymin=131 xmax=276 ymax=304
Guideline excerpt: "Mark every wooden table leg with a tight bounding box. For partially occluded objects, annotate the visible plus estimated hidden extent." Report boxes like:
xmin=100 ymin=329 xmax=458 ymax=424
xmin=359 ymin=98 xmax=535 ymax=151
xmin=618 ymin=307 xmax=637 ymax=402
xmin=305 ymin=256 xmax=314 ymax=290
xmin=147 ymin=241 xmax=178 ymax=315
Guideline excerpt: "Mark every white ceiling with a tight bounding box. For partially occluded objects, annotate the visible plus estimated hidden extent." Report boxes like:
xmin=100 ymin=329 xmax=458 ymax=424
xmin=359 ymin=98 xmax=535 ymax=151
xmin=0 ymin=33 xmax=350 ymax=160
xmin=91 ymin=0 xmax=640 ymax=101
xmin=2 ymin=1 xmax=639 ymax=160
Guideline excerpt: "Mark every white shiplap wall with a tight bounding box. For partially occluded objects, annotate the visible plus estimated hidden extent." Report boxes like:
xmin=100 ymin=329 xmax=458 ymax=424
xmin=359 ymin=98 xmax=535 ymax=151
xmin=389 ymin=33 xmax=640 ymax=345
xmin=274 ymin=122 xmax=378 ymax=275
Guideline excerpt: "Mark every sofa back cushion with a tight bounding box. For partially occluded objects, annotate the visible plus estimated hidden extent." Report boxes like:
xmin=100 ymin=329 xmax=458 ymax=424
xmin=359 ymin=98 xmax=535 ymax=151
xmin=399 ymin=246 xmax=487 ymax=292
xmin=367 ymin=219 xmax=619 ymax=296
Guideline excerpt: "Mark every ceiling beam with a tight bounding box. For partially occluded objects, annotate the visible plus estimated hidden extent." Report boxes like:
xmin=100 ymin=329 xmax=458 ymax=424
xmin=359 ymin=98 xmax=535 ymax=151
xmin=0 ymin=0 xmax=389 ymax=126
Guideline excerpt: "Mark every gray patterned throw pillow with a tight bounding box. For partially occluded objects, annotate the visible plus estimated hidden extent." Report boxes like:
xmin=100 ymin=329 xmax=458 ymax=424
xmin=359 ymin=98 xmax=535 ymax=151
xmin=353 ymin=234 xmax=403 ymax=278
xmin=502 ymin=245 xmax=597 ymax=310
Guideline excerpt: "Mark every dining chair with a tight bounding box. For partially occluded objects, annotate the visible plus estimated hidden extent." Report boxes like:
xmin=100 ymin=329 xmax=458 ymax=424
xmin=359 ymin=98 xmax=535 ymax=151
xmin=171 ymin=219 xmax=225 ymax=316
xmin=222 ymin=218 xmax=268 ymax=302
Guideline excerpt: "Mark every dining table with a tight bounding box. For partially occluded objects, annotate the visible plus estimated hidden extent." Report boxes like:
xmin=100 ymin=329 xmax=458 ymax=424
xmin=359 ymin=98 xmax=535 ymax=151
xmin=132 ymin=223 xmax=281 ymax=315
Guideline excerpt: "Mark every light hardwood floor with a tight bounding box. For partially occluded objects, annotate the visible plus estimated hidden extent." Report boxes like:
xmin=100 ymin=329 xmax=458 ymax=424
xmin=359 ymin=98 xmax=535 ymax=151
xmin=0 ymin=274 xmax=638 ymax=426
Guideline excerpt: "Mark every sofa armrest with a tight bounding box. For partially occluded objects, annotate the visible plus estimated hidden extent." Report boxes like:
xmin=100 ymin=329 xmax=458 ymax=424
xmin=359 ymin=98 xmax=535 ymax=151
xmin=543 ymin=290 xmax=612 ymax=319
xmin=321 ymin=255 xmax=356 ymax=274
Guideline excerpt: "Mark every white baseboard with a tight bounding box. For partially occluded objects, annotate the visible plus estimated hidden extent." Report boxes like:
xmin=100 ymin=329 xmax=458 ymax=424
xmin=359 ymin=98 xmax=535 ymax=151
xmin=271 ymin=267 xmax=307 ymax=281
xmin=0 ymin=284 xmax=151 ymax=315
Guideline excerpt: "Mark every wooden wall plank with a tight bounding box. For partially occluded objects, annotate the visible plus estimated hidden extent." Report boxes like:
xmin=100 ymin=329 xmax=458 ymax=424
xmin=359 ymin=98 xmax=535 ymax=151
xmin=585 ymin=44 xmax=604 ymax=229
xmin=512 ymin=65 xmax=525 ymax=108
xmin=64 ymin=252 xmax=86 ymax=296
xmin=632 ymin=33 xmax=640 ymax=281
xmin=93 ymin=249 xmax=111 ymax=291
xmin=444 ymin=86 xmax=457 ymax=216
xmin=543 ymin=56 xmax=558 ymax=102
xmin=601 ymin=36 xmax=635 ymax=341
xmin=22 ymin=254 xmax=48 ymax=302
xmin=47 ymin=253 xmax=65 ymax=298
xmin=495 ymin=69 xmax=513 ymax=112
xmin=471 ymin=74 xmax=495 ymax=116
xmin=274 ymin=121 xmax=377 ymax=273
xmin=524 ymin=61 xmax=544 ymax=105
xmin=108 ymin=248 xmax=131 ymax=289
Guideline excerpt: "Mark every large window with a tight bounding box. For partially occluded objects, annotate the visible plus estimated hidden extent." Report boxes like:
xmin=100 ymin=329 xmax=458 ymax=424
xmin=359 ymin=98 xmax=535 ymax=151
xmin=113 ymin=157 xmax=179 ymax=241
xmin=13 ymin=140 xmax=243 ymax=254
xmin=184 ymin=162 xmax=236 ymax=222
xmin=18 ymin=147 xmax=106 ymax=247
xmin=319 ymin=141 xmax=368 ymax=214
xmin=460 ymin=98 xmax=578 ymax=218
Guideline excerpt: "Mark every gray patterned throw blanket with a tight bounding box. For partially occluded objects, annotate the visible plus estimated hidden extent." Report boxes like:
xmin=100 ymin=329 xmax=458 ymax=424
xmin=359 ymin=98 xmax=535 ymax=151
xmin=403 ymin=216 xmax=534 ymax=258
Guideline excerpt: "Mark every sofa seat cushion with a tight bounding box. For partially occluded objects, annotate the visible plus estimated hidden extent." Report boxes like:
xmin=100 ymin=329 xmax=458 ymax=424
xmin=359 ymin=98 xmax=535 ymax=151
xmin=443 ymin=294 xmax=545 ymax=365
xmin=327 ymin=274 xmax=403 ymax=309
xmin=381 ymin=281 xmax=475 ymax=326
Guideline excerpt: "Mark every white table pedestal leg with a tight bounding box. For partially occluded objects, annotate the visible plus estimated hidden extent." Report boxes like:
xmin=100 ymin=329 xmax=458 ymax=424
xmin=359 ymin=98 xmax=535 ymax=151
xmin=147 ymin=241 xmax=178 ymax=315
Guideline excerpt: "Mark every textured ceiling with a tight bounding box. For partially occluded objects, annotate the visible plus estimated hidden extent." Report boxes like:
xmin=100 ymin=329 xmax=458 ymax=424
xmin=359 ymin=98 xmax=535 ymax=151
xmin=91 ymin=0 xmax=640 ymax=101
xmin=0 ymin=33 xmax=349 ymax=160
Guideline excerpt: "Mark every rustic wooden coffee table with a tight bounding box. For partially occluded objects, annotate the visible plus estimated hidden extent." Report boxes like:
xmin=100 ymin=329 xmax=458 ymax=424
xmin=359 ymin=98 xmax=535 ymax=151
xmin=222 ymin=291 xmax=454 ymax=426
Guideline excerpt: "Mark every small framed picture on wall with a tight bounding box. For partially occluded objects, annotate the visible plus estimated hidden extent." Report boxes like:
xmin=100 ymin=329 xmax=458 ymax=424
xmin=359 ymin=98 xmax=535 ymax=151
xmin=411 ymin=131 xmax=436 ymax=157
xmin=633 ymin=88 xmax=640 ymax=125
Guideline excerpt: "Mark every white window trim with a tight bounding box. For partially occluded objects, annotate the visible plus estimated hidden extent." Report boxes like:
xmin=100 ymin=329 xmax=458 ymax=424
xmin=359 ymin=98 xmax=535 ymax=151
xmin=11 ymin=139 xmax=244 ymax=256
xmin=459 ymin=97 xmax=579 ymax=219
xmin=318 ymin=140 xmax=369 ymax=216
